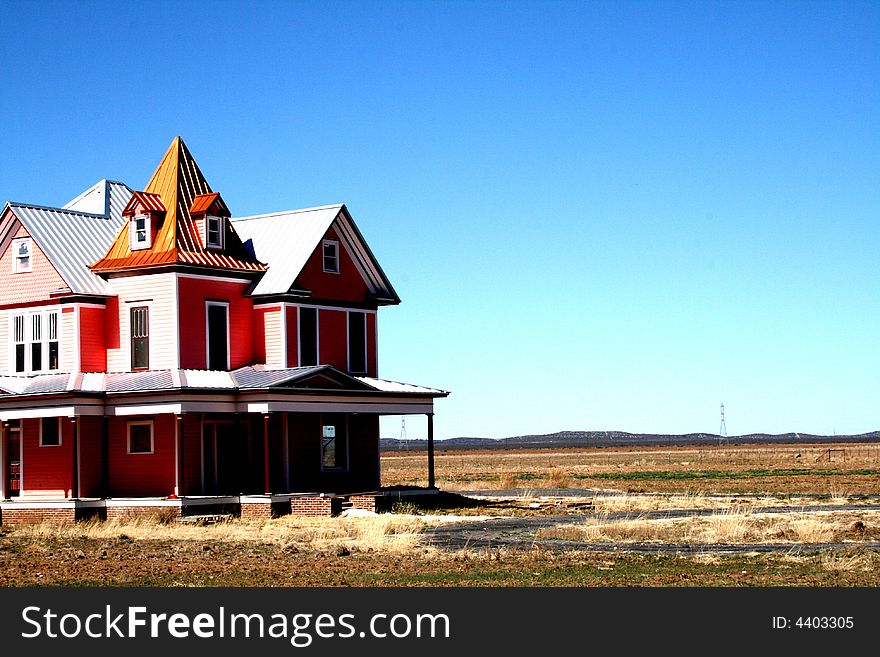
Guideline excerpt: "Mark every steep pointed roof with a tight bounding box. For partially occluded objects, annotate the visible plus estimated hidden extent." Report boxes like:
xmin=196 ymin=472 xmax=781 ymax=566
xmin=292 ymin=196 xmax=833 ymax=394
xmin=90 ymin=137 xmax=265 ymax=274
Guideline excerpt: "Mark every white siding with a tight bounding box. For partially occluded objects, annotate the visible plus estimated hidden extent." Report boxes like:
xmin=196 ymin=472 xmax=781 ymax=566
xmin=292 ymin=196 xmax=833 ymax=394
xmin=106 ymin=273 xmax=179 ymax=372
xmin=263 ymin=306 xmax=285 ymax=368
xmin=60 ymin=308 xmax=77 ymax=372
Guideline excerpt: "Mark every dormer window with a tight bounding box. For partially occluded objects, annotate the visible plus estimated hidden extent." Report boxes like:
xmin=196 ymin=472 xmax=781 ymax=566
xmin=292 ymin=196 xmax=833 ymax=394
xmin=206 ymin=215 xmax=224 ymax=249
xmin=12 ymin=238 xmax=32 ymax=273
xmin=323 ymin=240 xmax=339 ymax=273
xmin=130 ymin=214 xmax=151 ymax=250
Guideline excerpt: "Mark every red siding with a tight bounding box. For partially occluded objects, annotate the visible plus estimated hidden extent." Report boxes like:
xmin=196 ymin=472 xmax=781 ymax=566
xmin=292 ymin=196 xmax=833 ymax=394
xmin=366 ymin=312 xmax=377 ymax=377
xmin=107 ymin=415 xmax=175 ymax=497
xmin=79 ymin=306 xmax=107 ymax=372
xmin=181 ymin=413 xmax=202 ymax=497
xmin=286 ymin=305 xmax=298 ymax=368
xmin=104 ymin=296 xmax=120 ymax=350
xmin=293 ymin=227 xmax=372 ymax=304
xmin=318 ymin=309 xmax=347 ymax=371
xmin=178 ymin=277 xmax=254 ymax=369
xmin=21 ymin=418 xmax=73 ymax=497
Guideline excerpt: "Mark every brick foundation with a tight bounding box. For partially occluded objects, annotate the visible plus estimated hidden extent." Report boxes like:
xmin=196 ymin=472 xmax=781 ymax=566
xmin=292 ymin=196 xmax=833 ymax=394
xmin=1 ymin=507 xmax=76 ymax=526
xmin=290 ymin=496 xmax=337 ymax=517
xmin=349 ymin=495 xmax=378 ymax=512
xmin=240 ymin=502 xmax=275 ymax=520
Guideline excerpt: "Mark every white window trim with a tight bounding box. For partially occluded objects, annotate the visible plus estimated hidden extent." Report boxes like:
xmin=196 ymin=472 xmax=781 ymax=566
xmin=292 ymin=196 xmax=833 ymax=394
xmin=322 ymin=239 xmax=340 ymax=274
xmin=9 ymin=308 xmax=61 ymax=375
xmin=129 ymin=214 xmax=152 ymax=251
xmin=205 ymin=301 xmax=231 ymax=370
xmin=127 ymin=420 xmax=154 ymax=454
xmin=204 ymin=215 xmax=225 ymax=249
xmin=128 ymin=302 xmax=152 ymax=371
xmin=12 ymin=237 xmax=33 ymax=273
xmin=319 ymin=415 xmax=349 ymax=472
xmin=39 ymin=417 xmax=62 ymax=447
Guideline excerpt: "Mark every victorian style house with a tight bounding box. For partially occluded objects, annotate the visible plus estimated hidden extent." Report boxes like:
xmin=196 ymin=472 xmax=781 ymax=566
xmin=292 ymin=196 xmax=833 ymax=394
xmin=0 ymin=137 xmax=446 ymax=522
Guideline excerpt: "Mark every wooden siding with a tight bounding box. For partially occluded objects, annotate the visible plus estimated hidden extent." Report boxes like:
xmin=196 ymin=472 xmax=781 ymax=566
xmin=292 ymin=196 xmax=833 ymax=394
xmin=79 ymin=306 xmax=107 ymax=372
xmin=318 ymin=308 xmax=347 ymax=371
xmin=293 ymin=227 xmax=373 ymax=305
xmin=107 ymin=415 xmax=175 ymax=497
xmin=0 ymin=223 xmax=67 ymax=306
xmin=20 ymin=418 xmax=73 ymax=498
xmin=60 ymin=307 xmax=77 ymax=372
xmin=105 ymin=273 xmax=178 ymax=371
xmin=178 ymin=276 xmax=254 ymax=369
xmin=0 ymin=313 xmax=6 ymax=372
xmin=253 ymin=305 xmax=284 ymax=368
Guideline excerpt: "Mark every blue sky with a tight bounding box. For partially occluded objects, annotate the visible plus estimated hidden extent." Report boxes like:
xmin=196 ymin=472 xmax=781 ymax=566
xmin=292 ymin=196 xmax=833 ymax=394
xmin=1 ymin=0 xmax=877 ymax=439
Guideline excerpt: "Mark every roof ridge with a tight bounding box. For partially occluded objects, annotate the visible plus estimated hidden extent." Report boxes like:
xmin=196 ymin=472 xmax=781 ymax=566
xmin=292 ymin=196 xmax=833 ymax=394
xmin=7 ymin=201 xmax=111 ymax=219
xmin=231 ymin=204 xmax=344 ymax=222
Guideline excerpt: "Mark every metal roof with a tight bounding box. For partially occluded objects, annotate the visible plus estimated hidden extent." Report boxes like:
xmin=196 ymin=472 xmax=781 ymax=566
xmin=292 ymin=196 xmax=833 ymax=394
xmin=122 ymin=191 xmax=166 ymax=215
xmin=9 ymin=203 xmax=124 ymax=296
xmin=0 ymin=367 xmax=447 ymax=398
xmin=357 ymin=377 xmax=448 ymax=396
xmin=91 ymin=137 xmax=265 ymax=273
xmin=232 ymin=205 xmax=399 ymax=303
xmin=63 ymin=179 xmax=133 ymax=224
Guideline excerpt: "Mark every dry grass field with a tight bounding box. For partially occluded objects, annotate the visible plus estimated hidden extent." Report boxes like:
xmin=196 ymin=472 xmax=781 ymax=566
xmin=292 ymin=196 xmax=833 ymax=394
xmin=382 ymin=442 xmax=880 ymax=494
xmin=1 ymin=442 xmax=878 ymax=587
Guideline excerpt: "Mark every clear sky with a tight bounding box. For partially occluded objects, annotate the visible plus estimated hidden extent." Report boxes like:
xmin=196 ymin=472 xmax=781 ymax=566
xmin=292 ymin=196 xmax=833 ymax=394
xmin=1 ymin=0 xmax=877 ymax=440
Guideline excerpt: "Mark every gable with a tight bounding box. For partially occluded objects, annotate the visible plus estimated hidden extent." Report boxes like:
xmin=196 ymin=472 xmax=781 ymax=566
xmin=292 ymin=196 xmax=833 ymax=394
xmin=0 ymin=217 xmax=67 ymax=305
xmin=292 ymin=226 xmax=372 ymax=304
xmin=231 ymin=205 xmax=399 ymax=304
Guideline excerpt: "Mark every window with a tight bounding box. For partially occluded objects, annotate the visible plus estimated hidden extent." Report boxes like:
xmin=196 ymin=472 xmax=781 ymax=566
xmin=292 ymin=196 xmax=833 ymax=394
xmin=130 ymin=214 xmax=151 ymax=250
xmin=130 ymin=306 xmax=149 ymax=369
xmin=206 ymin=302 xmax=229 ymax=370
xmin=347 ymin=311 xmax=366 ymax=374
xmin=11 ymin=310 xmax=59 ymax=374
xmin=12 ymin=238 xmax=32 ymax=273
xmin=205 ymin=215 xmax=224 ymax=249
xmin=322 ymin=240 xmax=339 ymax=273
xmin=127 ymin=421 xmax=154 ymax=454
xmin=320 ymin=415 xmax=348 ymax=470
xmin=40 ymin=417 xmax=61 ymax=447
xmin=13 ymin=315 xmax=25 ymax=373
xmin=298 ymin=307 xmax=318 ymax=366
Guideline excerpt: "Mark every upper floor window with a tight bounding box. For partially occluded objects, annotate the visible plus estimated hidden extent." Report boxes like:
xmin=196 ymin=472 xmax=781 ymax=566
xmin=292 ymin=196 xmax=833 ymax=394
xmin=130 ymin=306 xmax=150 ymax=370
xmin=11 ymin=309 xmax=59 ymax=374
xmin=322 ymin=240 xmax=339 ymax=273
xmin=12 ymin=238 xmax=32 ymax=273
xmin=298 ymin=307 xmax=318 ymax=367
xmin=205 ymin=215 xmax=225 ymax=249
xmin=130 ymin=214 xmax=151 ymax=250
xmin=347 ymin=311 xmax=367 ymax=374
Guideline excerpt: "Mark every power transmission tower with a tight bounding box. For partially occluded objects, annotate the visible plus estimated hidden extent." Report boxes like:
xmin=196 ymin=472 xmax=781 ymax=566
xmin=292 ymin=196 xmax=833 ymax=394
xmin=719 ymin=403 xmax=728 ymax=444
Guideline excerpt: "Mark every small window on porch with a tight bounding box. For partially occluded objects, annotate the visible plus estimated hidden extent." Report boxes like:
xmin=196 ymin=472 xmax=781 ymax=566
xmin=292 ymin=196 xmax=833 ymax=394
xmin=321 ymin=415 xmax=348 ymax=471
xmin=127 ymin=421 xmax=154 ymax=454
xmin=40 ymin=418 xmax=62 ymax=447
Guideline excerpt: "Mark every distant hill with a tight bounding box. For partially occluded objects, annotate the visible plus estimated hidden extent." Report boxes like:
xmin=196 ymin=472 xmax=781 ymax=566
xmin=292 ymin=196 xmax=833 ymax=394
xmin=380 ymin=429 xmax=880 ymax=451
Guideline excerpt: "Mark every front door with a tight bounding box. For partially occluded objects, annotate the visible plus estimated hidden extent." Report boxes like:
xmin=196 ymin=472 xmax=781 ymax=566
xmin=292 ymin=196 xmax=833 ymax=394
xmin=202 ymin=421 xmax=246 ymax=495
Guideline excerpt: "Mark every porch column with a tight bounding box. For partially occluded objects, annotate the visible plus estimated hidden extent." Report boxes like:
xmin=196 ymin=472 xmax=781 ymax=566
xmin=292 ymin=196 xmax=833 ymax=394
xmin=70 ymin=417 xmax=80 ymax=499
xmin=263 ymin=413 xmax=271 ymax=495
xmin=427 ymin=413 xmax=435 ymax=489
xmin=101 ymin=416 xmax=110 ymax=497
xmin=0 ymin=422 xmax=7 ymax=500
xmin=174 ymin=414 xmax=183 ymax=497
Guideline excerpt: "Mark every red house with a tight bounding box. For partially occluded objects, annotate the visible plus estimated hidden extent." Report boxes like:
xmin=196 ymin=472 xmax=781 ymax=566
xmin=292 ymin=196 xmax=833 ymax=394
xmin=0 ymin=137 xmax=446 ymax=523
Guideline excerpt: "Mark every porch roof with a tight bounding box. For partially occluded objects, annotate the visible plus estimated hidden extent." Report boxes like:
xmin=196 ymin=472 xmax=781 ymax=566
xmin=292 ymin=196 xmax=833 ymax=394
xmin=0 ymin=365 xmax=448 ymax=398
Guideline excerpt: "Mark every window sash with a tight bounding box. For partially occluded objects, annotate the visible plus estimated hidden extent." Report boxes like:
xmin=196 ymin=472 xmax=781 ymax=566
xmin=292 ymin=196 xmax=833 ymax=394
xmin=322 ymin=241 xmax=339 ymax=273
xmin=206 ymin=216 xmax=223 ymax=247
xmin=12 ymin=311 xmax=59 ymax=373
xmin=130 ymin=306 xmax=149 ymax=369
